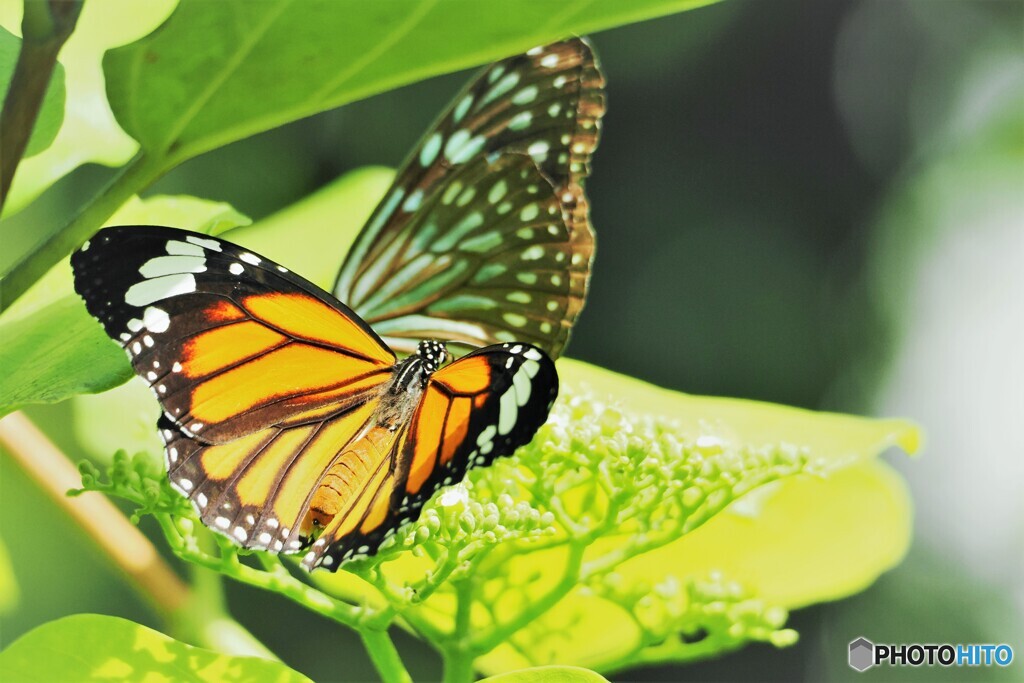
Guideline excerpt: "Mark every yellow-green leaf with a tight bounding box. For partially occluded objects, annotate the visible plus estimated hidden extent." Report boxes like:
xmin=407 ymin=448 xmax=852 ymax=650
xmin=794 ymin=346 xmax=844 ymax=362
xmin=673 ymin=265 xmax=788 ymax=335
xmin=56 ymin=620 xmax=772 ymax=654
xmin=0 ymin=614 xmax=311 ymax=682
xmin=481 ymin=666 xmax=610 ymax=683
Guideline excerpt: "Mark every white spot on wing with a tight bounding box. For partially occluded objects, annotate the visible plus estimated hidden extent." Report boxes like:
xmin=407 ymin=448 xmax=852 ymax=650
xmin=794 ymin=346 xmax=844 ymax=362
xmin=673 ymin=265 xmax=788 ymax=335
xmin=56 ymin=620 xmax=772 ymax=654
xmin=513 ymin=369 xmax=532 ymax=406
xmin=139 ymin=255 xmax=206 ymax=278
xmin=186 ymin=235 xmax=222 ymax=251
xmin=125 ymin=274 xmax=197 ymax=306
xmin=143 ymin=306 xmax=170 ymax=333
xmin=498 ymin=389 xmax=518 ymax=435
xmin=166 ymin=241 xmax=204 ymax=257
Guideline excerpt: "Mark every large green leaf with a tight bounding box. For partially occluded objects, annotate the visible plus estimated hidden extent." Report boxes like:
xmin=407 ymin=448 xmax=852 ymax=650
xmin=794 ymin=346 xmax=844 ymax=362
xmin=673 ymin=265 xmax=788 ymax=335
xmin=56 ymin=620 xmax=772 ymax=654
xmin=0 ymin=26 xmax=65 ymax=157
xmin=0 ymin=296 xmax=130 ymax=418
xmin=0 ymin=614 xmax=311 ymax=682
xmin=0 ymin=0 xmax=175 ymax=215
xmin=221 ymin=166 xmax=393 ymax=290
xmin=104 ymin=0 xmax=717 ymax=165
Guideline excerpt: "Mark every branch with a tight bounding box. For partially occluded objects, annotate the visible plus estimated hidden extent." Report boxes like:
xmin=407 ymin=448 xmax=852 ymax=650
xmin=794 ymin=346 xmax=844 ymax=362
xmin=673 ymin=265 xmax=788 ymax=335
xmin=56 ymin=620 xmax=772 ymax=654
xmin=0 ymin=0 xmax=82 ymax=208
xmin=0 ymin=411 xmax=187 ymax=614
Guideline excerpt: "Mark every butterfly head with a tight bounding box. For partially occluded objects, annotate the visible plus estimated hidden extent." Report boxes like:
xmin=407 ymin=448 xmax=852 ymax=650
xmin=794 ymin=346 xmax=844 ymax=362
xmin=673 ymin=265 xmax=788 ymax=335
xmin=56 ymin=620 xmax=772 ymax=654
xmin=417 ymin=340 xmax=449 ymax=374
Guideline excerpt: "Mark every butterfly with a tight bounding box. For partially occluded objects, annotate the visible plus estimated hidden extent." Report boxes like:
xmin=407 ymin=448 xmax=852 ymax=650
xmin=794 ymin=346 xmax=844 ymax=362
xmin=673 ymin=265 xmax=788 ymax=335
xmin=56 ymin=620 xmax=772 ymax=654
xmin=71 ymin=38 xmax=604 ymax=571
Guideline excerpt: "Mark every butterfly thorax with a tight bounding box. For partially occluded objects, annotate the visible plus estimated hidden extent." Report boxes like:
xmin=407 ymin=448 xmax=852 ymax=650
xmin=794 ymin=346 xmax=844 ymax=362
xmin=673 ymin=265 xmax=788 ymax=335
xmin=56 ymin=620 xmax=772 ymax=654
xmin=389 ymin=340 xmax=449 ymax=395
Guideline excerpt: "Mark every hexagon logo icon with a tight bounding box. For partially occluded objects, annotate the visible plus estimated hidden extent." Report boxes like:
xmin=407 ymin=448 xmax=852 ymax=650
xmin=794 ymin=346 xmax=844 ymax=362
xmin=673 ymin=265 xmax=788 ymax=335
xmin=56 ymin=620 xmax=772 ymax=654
xmin=849 ymin=637 xmax=875 ymax=672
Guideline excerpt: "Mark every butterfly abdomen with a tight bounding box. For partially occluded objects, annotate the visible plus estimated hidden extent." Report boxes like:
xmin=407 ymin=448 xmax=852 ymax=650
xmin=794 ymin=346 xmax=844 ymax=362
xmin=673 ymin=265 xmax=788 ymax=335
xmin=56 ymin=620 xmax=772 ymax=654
xmin=304 ymin=425 xmax=403 ymax=550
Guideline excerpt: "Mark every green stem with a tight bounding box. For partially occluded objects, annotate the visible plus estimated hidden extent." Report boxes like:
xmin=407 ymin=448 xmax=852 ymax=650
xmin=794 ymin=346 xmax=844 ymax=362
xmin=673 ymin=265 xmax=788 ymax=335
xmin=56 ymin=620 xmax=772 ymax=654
xmin=183 ymin=564 xmax=281 ymax=661
xmin=0 ymin=0 xmax=82 ymax=210
xmin=360 ymin=628 xmax=412 ymax=683
xmin=441 ymin=647 xmax=476 ymax=683
xmin=1 ymin=151 xmax=164 ymax=312
xmin=440 ymin=579 xmax=477 ymax=683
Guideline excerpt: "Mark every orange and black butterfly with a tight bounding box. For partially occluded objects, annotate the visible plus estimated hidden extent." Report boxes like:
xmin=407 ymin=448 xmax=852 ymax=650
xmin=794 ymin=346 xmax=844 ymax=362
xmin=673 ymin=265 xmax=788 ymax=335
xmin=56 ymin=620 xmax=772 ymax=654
xmin=71 ymin=39 xmax=603 ymax=571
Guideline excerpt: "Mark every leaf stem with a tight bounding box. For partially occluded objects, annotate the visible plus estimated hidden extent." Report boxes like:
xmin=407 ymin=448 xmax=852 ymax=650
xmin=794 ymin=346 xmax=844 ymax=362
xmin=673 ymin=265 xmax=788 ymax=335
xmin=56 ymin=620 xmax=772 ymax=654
xmin=360 ymin=628 xmax=413 ymax=683
xmin=0 ymin=0 xmax=82 ymax=210
xmin=441 ymin=647 xmax=476 ymax=683
xmin=1 ymin=151 xmax=164 ymax=312
xmin=440 ymin=578 xmax=477 ymax=683
xmin=0 ymin=411 xmax=189 ymax=614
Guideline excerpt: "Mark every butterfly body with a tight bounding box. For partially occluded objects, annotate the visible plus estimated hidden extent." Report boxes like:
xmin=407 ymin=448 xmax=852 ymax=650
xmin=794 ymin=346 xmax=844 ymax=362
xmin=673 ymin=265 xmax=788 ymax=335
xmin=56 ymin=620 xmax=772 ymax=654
xmin=71 ymin=38 xmax=602 ymax=570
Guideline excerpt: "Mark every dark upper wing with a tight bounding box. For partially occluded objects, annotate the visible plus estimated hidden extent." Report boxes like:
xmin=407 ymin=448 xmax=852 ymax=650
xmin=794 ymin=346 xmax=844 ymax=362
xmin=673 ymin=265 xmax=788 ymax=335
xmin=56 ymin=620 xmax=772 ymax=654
xmin=334 ymin=38 xmax=605 ymax=358
xmin=71 ymin=225 xmax=396 ymax=444
xmin=303 ymin=342 xmax=558 ymax=570
xmin=343 ymin=153 xmax=588 ymax=358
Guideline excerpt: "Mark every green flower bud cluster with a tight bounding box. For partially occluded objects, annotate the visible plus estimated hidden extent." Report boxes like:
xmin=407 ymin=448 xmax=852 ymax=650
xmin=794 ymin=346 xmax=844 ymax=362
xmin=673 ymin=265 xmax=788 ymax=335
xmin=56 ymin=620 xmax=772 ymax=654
xmin=74 ymin=450 xmax=189 ymax=521
xmin=364 ymin=387 xmax=810 ymax=576
xmin=583 ymin=571 xmax=798 ymax=670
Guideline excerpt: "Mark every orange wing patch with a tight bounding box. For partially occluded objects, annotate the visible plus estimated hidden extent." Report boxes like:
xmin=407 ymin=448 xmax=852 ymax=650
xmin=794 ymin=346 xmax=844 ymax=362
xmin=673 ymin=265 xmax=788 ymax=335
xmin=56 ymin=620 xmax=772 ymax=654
xmin=243 ymin=292 xmax=394 ymax=364
xmin=199 ymin=430 xmax=275 ymax=481
xmin=234 ymin=426 xmax=322 ymax=508
xmin=430 ymin=355 xmax=493 ymax=395
xmin=405 ymin=385 xmax=448 ymax=495
xmin=182 ymin=321 xmax=286 ymax=378
xmin=189 ymin=344 xmax=385 ymax=424
xmin=441 ymin=397 xmax=471 ymax=466
xmin=203 ymin=299 xmax=247 ymax=323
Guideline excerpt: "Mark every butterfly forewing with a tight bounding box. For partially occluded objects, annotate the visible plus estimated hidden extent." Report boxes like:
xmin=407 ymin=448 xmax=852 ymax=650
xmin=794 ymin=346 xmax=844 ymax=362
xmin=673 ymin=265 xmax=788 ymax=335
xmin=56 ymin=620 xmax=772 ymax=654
xmin=334 ymin=38 xmax=605 ymax=359
xmin=303 ymin=342 xmax=557 ymax=570
xmin=72 ymin=226 xmax=395 ymax=444
xmin=72 ymin=226 xmax=400 ymax=552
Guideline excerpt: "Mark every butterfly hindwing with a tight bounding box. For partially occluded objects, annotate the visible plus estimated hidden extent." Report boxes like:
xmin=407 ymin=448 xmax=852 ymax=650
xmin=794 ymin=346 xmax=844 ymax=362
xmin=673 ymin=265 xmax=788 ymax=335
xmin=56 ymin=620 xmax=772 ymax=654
xmin=353 ymin=153 xmax=584 ymax=357
xmin=72 ymin=226 xmax=396 ymax=444
xmin=304 ymin=342 xmax=558 ymax=570
xmin=334 ymin=38 xmax=605 ymax=359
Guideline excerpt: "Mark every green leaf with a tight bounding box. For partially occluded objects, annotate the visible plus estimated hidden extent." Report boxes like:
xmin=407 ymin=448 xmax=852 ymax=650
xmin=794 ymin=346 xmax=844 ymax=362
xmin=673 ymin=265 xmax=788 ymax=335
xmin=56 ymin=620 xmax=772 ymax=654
xmin=221 ymin=166 xmax=394 ymax=290
xmin=0 ymin=613 xmax=312 ymax=682
xmin=0 ymin=536 xmax=18 ymax=614
xmin=558 ymin=360 xmax=921 ymax=468
xmin=0 ymin=296 xmax=130 ymax=418
xmin=481 ymin=666 xmax=610 ymax=683
xmin=103 ymin=0 xmax=718 ymax=165
xmin=0 ymin=26 xmax=65 ymax=157
xmin=0 ymin=0 xmax=175 ymax=215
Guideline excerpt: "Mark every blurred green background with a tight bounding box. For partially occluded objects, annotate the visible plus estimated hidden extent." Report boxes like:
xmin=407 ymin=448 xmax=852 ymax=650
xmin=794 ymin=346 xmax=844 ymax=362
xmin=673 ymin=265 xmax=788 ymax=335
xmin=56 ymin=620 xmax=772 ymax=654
xmin=2 ymin=1 xmax=1021 ymax=680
